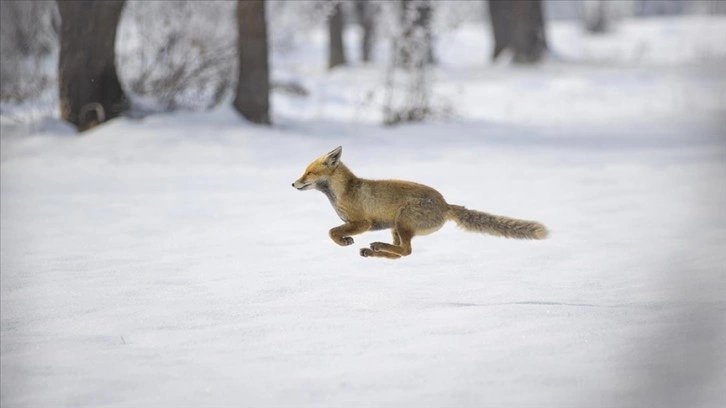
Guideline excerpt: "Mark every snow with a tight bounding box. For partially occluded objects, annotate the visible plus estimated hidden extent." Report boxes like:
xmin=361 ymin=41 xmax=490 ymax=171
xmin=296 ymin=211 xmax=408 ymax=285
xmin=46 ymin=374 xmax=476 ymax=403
xmin=2 ymin=16 xmax=726 ymax=408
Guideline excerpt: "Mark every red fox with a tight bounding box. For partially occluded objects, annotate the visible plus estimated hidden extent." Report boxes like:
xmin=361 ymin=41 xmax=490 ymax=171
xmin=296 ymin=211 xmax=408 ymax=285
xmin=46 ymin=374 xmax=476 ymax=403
xmin=292 ymin=146 xmax=548 ymax=259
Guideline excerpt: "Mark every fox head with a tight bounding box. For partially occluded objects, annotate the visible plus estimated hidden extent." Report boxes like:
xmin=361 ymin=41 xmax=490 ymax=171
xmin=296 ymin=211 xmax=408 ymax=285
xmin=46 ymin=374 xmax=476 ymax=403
xmin=292 ymin=146 xmax=343 ymax=191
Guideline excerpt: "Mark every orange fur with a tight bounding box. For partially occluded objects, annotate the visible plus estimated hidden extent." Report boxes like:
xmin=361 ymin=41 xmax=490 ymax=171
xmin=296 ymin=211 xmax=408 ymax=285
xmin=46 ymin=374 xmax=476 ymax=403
xmin=293 ymin=147 xmax=548 ymax=259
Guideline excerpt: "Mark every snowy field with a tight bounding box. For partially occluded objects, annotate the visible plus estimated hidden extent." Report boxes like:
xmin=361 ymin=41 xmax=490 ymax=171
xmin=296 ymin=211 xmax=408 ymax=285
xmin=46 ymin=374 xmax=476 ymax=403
xmin=2 ymin=16 xmax=726 ymax=408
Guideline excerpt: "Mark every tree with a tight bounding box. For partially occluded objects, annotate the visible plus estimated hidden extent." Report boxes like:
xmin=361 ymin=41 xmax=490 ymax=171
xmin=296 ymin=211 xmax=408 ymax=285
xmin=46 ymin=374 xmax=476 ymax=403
xmin=234 ymin=0 xmax=270 ymax=124
xmin=383 ymin=0 xmax=435 ymax=125
xmin=354 ymin=0 xmax=376 ymax=63
xmin=328 ymin=1 xmax=346 ymax=69
xmin=398 ymin=0 xmax=434 ymax=67
xmin=488 ymin=0 xmax=547 ymax=64
xmin=582 ymin=0 xmax=609 ymax=34
xmin=56 ymin=0 xmax=127 ymax=131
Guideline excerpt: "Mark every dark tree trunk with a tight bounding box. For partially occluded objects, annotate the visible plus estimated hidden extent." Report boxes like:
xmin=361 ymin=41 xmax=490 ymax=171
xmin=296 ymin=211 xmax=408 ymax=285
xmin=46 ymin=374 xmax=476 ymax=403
xmin=328 ymin=2 xmax=346 ymax=69
xmin=234 ymin=0 xmax=270 ymax=124
xmin=511 ymin=0 xmax=546 ymax=63
xmin=488 ymin=0 xmax=512 ymax=61
xmin=488 ymin=0 xmax=547 ymax=64
xmin=355 ymin=0 xmax=375 ymax=62
xmin=56 ymin=0 xmax=127 ymax=131
xmin=398 ymin=0 xmax=434 ymax=68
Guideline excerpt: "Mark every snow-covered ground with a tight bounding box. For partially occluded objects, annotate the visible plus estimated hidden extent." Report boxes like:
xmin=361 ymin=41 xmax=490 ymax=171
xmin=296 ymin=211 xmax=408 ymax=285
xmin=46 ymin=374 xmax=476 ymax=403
xmin=2 ymin=16 xmax=725 ymax=408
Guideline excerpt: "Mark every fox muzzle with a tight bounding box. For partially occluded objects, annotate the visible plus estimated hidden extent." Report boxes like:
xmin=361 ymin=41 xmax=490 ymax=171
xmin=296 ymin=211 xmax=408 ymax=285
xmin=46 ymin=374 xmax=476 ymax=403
xmin=292 ymin=180 xmax=313 ymax=190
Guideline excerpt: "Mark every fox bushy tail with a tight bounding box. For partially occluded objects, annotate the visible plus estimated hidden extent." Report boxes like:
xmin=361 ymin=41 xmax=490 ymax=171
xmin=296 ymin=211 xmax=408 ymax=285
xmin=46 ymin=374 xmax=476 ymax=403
xmin=448 ymin=205 xmax=548 ymax=240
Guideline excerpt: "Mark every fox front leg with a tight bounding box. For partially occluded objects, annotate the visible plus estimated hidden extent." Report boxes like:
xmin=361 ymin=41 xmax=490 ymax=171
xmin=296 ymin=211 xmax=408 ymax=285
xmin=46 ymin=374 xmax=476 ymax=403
xmin=329 ymin=221 xmax=371 ymax=247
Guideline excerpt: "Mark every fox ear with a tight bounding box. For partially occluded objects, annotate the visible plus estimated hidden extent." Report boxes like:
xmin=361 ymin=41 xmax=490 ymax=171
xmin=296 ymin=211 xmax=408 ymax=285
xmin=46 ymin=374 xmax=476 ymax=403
xmin=323 ymin=146 xmax=342 ymax=167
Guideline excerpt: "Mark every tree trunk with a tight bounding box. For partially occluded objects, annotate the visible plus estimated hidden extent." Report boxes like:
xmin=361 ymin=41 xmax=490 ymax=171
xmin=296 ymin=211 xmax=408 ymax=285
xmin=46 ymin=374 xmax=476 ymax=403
xmin=328 ymin=2 xmax=346 ymax=69
xmin=488 ymin=0 xmax=547 ymax=64
xmin=234 ymin=0 xmax=270 ymax=124
xmin=398 ymin=0 xmax=434 ymax=68
xmin=511 ymin=0 xmax=546 ymax=63
xmin=355 ymin=0 xmax=375 ymax=62
xmin=582 ymin=0 xmax=609 ymax=34
xmin=56 ymin=0 xmax=127 ymax=131
xmin=488 ymin=0 xmax=512 ymax=61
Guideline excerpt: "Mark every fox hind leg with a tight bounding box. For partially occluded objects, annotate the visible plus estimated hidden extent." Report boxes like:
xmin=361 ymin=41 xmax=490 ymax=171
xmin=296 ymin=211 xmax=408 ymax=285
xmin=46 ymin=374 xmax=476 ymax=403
xmin=368 ymin=226 xmax=413 ymax=257
xmin=360 ymin=248 xmax=401 ymax=259
xmin=364 ymin=201 xmax=446 ymax=258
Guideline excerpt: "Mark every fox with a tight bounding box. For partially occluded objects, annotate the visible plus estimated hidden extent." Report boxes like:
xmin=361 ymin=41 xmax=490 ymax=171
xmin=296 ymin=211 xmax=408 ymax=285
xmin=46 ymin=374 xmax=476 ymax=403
xmin=292 ymin=146 xmax=548 ymax=259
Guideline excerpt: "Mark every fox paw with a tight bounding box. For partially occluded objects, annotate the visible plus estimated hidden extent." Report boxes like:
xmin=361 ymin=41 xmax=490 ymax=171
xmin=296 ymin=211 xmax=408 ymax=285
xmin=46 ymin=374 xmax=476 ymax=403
xmin=334 ymin=236 xmax=354 ymax=246
xmin=360 ymin=248 xmax=373 ymax=257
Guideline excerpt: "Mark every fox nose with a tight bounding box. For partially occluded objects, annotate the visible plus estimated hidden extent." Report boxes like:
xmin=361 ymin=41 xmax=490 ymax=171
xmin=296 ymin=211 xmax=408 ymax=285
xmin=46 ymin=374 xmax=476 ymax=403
xmin=291 ymin=183 xmax=294 ymax=187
